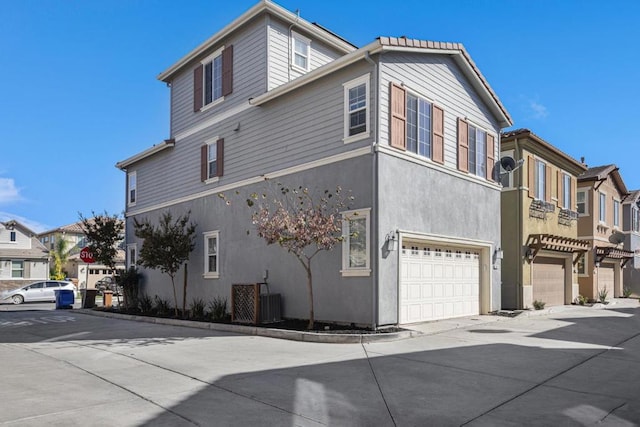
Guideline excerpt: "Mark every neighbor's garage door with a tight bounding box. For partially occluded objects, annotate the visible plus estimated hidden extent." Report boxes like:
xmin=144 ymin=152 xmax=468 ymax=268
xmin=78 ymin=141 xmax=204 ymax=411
xmin=532 ymin=257 xmax=566 ymax=307
xmin=598 ymin=263 xmax=615 ymax=298
xmin=400 ymin=242 xmax=480 ymax=324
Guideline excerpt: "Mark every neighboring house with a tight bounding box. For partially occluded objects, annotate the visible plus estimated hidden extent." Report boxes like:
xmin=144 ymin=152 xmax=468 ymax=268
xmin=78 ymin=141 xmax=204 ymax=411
xmin=116 ymin=0 xmax=512 ymax=327
xmin=499 ymin=129 xmax=588 ymax=310
xmin=0 ymin=220 xmax=50 ymax=292
xmin=622 ymin=189 xmax=640 ymax=295
xmin=67 ymin=250 xmax=126 ymax=290
xmin=577 ymin=165 xmax=634 ymax=300
xmin=38 ymin=220 xmax=125 ymax=286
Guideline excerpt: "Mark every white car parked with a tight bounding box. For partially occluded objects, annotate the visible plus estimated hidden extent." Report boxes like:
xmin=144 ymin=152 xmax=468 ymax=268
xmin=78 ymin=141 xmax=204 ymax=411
xmin=1 ymin=281 xmax=77 ymax=304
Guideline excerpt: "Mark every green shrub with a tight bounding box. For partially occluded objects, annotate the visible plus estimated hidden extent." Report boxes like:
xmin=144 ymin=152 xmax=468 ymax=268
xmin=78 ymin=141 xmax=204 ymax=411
xmin=138 ymin=294 xmax=153 ymax=314
xmin=533 ymin=300 xmax=546 ymax=310
xmin=598 ymin=287 xmax=609 ymax=304
xmin=189 ymin=298 xmax=207 ymax=320
xmin=116 ymin=266 xmax=141 ymax=310
xmin=208 ymin=296 xmax=228 ymax=321
xmin=154 ymin=296 xmax=172 ymax=316
xmin=623 ymin=287 xmax=633 ymax=298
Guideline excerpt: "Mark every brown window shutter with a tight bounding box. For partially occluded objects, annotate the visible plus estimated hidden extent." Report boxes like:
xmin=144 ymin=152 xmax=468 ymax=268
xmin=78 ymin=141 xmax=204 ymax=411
xmin=216 ymin=138 xmax=224 ymax=177
xmin=222 ymin=45 xmax=233 ymax=97
xmin=545 ymin=163 xmax=552 ymax=203
xmin=457 ymin=118 xmax=468 ymax=172
xmin=200 ymin=145 xmax=208 ymax=182
xmin=432 ymin=104 xmax=444 ymax=164
xmin=389 ymin=83 xmax=406 ymax=150
xmin=194 ymin=65 xmax=203 ymax=112
xmin=557 ymin=170 xmax=563 ymax=207
xmin=486 ymin=134 xmax=495 ymax=181
xmin=527 ymin=156 xmax=535 ymax=199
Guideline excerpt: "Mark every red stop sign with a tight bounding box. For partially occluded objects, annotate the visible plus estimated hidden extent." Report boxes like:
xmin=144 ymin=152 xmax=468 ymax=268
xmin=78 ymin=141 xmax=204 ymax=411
xmin=80 ymin=247 xmax=96 ymax=264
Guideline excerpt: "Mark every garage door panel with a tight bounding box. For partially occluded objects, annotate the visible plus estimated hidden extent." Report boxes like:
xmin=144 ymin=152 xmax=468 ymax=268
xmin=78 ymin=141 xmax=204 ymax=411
xmin=400 ymin=242 xmax=481 ymax=324
xmin=598 ymin=264 xmax=615 ymax=296
xmin=532 ymin=257 xmax=566 ymax=307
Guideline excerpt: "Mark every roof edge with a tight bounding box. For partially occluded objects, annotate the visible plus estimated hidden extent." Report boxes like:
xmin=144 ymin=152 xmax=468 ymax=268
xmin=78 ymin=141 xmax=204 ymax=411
xmin=501 ymin=129 xmax=587 ymax=172
xmin=116 ymin=139 xmax=175 ymax=171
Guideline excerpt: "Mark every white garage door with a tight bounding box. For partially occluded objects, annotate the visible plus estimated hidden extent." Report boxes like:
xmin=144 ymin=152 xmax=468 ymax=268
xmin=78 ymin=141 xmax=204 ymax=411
xmin=400 ymin=242 xmax=480 ymax=324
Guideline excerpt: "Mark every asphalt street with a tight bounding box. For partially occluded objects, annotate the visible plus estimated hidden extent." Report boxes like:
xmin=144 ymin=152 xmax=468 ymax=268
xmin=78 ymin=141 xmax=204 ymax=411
xmin=1 ymin=300 xmax=639 ymax=426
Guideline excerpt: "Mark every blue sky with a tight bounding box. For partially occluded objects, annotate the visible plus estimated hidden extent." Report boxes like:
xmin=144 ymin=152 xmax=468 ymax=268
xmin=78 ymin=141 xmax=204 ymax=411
xmin=1 ymin=0 xmax=638 ymax=232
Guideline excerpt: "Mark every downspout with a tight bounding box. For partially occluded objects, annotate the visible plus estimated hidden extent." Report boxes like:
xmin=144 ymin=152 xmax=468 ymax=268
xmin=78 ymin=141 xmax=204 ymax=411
xmin=515 ymin=137 xmax=522 ymax=308
xmin=364 ymin=51 xmax=379 ymax=329
xmin=287 ymin=10 xmax=300 ymax=82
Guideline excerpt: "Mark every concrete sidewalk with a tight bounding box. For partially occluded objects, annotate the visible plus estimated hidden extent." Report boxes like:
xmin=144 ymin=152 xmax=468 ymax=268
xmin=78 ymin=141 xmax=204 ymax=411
xmin=0 ymin=299 xmax=638 ymax=426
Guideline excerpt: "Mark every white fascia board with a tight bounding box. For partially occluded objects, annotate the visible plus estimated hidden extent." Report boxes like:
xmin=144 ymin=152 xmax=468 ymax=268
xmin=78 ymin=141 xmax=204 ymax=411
xmin=157 ymin=0 xmax=355 ymax=82
xmin=115 ymin=139 xmax=175 ymax=171
xmin=250 ymin=40 xmax=382 ymax=106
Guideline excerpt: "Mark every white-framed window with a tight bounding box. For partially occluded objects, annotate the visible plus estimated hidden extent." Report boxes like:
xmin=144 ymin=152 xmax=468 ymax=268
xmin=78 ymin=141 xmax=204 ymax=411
xmin=203 ymin=231 xmax=219 ymax=278
xmin=341 ymin=208 xmax=371 ymax=276
xmin=577 ymin=189 xmax=588 ymax=215
xmin=633 ymin=207 xmax=640 ymax=233
xmin=599 ymin=192 xmax=606 ymax=223
xmin=534 ymin=159 xmax=546 ymax=200
xmin=11 ymin=260 xmax=23 ymax=278
xmin=207 ymin=140 xmax=218 ymax=180
xmin=613 ymin=200 xmax=620 ymax=227
xmin=127 ymin=244 xmax=137 ymax=269
xmin=128 ymin=171 xmax=137 ymax=206
xmin=468 ymin=124 xmax=487 ymax=178
xmin=202 ymin=48 xmax=223 ymax=106
xmin=9 ymin=231 xmax=16 ymax=242
xmin=291 ymin=31 xmax=310 ymax=71
xmin=406 ymin=92 xmax=432 ymax=158
xmin=343 ymin=74 xmax=369 ymax=142
xmin=562 ymin=173 xmax=571 ymax=209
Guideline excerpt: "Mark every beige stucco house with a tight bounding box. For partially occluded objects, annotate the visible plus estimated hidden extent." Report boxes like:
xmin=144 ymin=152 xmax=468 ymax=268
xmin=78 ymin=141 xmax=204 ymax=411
xmin=500 ymin=129 xmax=589 ymax=309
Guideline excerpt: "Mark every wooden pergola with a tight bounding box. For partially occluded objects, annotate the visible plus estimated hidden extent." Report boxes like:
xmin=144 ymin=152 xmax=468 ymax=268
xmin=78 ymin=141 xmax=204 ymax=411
xmin=595 ymin=246 xmax=635 ymax=267
xmin=526 ymin=234 xmax=590 ymax=264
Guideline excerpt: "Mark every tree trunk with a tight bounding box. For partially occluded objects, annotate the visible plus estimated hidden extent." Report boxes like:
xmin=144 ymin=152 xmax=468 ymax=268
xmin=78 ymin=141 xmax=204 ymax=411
xmin=305 ymin=260 xmax=314 ymax=330
xmin=182 ymin=264 xmax=188 ymax=318
xmin=170 ymin=274 xmax=179 ymax=318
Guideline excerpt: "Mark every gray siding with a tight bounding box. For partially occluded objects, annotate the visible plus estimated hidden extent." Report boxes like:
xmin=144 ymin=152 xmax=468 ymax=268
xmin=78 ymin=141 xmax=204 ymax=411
xmin=376 ymin=154 xmax=502 ymax=325
xmin=379 ymin=52 xmax=500 ymax=168
xmin=132 ymin=60 xmax=375 ymax=213
xmin=128 ymin=156 xmax=374 ymax=325
xmin=267 ymin=16 xmax=345 ymax=90
xmin=170 ymin=15 xmax=268 ymax=137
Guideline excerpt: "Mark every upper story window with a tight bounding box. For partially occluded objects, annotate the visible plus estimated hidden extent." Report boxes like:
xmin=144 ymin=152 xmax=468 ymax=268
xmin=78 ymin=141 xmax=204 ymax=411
xmin=204 ymin=230 xmax=219 ymax=279
xmin=341 ymin=209 xmax=371 ymax=276
xmin=10 ymin=231 xmax=16 ymax=242
xmin=200 ymin=138 xmax=224 ymax=182
xmin=389 ymin=83 xmax=445 ymax=164
xmin=613 ymin=199 xmax=620 ymax=227
xmin=193 ymin=45 xmax=233 ymax=112
xmin=632 ymin=207 xmax=640 ymax=232
xmin=561 ymin=173 xmax=571 ymax=209
xmin=343 ymin=74 xmax=370 ymax=142
xmin=535 ymin=160 xmax=546 ymax=200
xmin=291 ymin=31 xmax=310 ymax=71
xmin=599 ymin=192 xmax=606 ymax=223
xmin=457 ymin=118 xmax=495 ymax=180
xmin=577 ymin=189 xmax=588 ymax=215
xmin=128 ymin=171 xmax=137 ymax=206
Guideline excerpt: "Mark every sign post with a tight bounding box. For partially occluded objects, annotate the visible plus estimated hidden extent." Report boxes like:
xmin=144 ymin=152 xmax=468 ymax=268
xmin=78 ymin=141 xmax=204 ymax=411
xmin=80 ymin=247 xmax=95 ymax=307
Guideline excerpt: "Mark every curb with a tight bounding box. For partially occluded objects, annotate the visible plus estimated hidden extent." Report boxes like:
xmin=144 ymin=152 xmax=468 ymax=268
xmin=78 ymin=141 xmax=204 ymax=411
xmin=75 ymin=309 xmax=419 ymax=344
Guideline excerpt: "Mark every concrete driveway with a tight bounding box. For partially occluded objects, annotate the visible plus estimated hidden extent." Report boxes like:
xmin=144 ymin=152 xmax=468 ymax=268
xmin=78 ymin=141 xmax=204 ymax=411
xmin=0 ymin=300 xmax=638 ymax=426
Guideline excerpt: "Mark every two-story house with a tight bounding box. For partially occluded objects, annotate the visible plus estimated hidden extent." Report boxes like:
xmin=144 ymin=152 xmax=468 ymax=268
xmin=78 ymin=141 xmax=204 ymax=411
xmin=0 ymin=220 xmax=50 ymax=292
xmin=38 ymin=222 xmax=86 ymax=253
xmin=622 ymin=189 xmax=640 ymax=295
xmin=117 ymin=0 xmax=512 ymax=327
xmin=499 ymin=130 xmax=589 ymax=309
xmin=577 ymin=165 xmax=634 ymax=301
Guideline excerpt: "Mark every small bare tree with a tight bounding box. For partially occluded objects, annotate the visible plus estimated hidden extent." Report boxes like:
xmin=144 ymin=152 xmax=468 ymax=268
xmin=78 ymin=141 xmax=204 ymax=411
xmin=133 ymin=211 xmax=196 ymax=317
xmin=229 ymin=183 xmax=353 ymax=329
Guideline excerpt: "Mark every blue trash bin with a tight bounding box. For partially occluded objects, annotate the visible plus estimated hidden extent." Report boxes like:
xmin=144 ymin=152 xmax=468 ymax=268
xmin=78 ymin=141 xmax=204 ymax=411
xmin=55 ymin=289 xmax=74 ymax=309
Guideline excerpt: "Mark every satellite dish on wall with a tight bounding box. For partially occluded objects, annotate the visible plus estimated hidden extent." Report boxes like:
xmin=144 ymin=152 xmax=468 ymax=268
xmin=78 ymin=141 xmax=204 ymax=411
xmin=500 ymin=156 xmax=524 ymax=173
xmin=609 ymin=232 xmax=625 ymax=245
